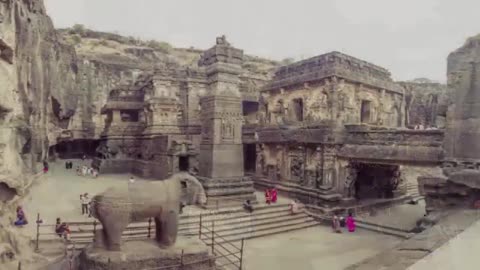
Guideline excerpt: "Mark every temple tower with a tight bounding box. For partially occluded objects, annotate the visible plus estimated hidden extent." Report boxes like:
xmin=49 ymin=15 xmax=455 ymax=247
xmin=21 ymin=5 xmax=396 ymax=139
xmin=197 ymin=36 xmax=256 ymax=205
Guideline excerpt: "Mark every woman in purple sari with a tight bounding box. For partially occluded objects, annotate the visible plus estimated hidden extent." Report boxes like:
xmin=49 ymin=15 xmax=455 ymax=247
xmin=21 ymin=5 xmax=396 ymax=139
xmin=346 ymin=212 xmax=356 ymax=232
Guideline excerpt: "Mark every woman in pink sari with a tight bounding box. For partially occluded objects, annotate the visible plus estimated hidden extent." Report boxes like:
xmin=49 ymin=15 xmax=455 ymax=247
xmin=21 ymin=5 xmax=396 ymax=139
xmin=271 ymin=188 xmax=277 ymax=203
xmin=346 ymin=213 xmax=356 ymax=232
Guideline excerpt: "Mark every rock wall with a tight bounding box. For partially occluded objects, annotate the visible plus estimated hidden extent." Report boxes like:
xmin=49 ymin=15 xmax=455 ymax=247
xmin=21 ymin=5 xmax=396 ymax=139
xmin=419 ymin=34 xmax=480 ymax=213
xmin=0 ymin=0 xmax=79 ymax=267
xmin=400 ymin=79 xmax=449 ymax=128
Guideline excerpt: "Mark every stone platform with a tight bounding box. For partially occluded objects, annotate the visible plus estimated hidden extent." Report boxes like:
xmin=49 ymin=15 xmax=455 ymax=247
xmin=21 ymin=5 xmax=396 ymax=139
xmin=79 ymin=237 xmax=215 ymax=270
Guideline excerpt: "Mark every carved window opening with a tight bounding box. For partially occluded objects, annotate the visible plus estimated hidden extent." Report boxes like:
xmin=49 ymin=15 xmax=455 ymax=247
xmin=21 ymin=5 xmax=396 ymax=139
xmin=292 ymin=98 xmax=304 ymax=121
xmin=360 ymin=100 xmax=371 ymax=123
xmin=242 ymin=101 xmax=259 ymax=124
xmin=178 ymin=156 xmax=189 ymax=172
xmin=120 ymin=110 xmax=139 ymax=122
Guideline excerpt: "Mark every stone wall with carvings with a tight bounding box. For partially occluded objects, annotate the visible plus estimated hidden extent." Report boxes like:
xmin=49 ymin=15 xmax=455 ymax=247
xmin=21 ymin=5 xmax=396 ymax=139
xmin=263 ymin=78 xmax=403 ymax=127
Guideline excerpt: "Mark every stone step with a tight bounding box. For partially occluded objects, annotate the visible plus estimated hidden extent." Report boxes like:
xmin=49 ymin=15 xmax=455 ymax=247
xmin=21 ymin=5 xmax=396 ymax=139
xmin=306 ymin=211 xmax=412 ymax=239
xmin=356 ymin=222 xmax=414 ymax=239
xmin=38 ymin=204 xmax=293 ymax=241
xmin=355 ymin=219 xmax=412 ymax=234
xmin=68 ymin=213 xmax=312 ymax=242
xmin=206 ymin=219 xmax=319 ymax=244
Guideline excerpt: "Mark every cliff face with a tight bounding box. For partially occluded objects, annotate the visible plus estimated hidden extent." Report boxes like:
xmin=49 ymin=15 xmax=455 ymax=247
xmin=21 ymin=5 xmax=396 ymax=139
xmin=0 ymin=0 xmax=78 ymax=266
xmin=400 ymin=79 xmax=448 ymax=128
xmin=444 ymin=36 xmax=480 ymax=160
xmin=0 ymin=0 xmax=78 ymax=189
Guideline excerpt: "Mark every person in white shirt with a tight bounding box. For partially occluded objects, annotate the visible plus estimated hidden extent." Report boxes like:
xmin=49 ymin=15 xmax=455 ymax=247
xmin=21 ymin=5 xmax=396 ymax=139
xmin=129 ymin=176 xmax=135 ymax=183
xmin=81 ymin=194 xmax=89 ymax=215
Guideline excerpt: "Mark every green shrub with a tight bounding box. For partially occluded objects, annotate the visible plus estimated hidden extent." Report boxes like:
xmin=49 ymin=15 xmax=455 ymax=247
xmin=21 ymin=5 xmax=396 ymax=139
xmin=72 ymin=24 xmax=86 ymax=36
xmin=281 ymin=57 xmax=295 ymax=65
xmin=71 ymin=34 xmax=82 ymax=45
xmin=147 ymin=40 xmax=173 ymax=54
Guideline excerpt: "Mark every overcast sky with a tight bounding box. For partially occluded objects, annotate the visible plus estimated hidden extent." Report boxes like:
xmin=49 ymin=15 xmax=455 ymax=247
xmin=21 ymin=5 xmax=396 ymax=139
xmin=44 ymin=0 xmax=480 ymax=82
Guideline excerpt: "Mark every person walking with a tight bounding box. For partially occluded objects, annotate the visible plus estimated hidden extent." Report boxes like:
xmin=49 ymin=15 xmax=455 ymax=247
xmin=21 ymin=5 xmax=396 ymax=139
xmin=80 ymin=194 xmax=88 ymax=215
xmin=83 ymin=193 xmax=91 ymax=217
xmin=332 ymin=215 xmax=342 ymax=233
xmin=346 ymin=212 xmax=356 ymax=232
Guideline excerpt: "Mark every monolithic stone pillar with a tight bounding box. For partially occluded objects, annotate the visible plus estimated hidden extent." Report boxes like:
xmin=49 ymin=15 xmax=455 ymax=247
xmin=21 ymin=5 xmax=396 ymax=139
xmin=197 ymin=36 xmax=256 ymax=205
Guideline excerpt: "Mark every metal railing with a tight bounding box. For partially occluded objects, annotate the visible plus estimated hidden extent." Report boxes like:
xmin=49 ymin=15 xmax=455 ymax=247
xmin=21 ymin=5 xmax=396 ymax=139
xmin=34 ymin=212 xmax=246 ymax=270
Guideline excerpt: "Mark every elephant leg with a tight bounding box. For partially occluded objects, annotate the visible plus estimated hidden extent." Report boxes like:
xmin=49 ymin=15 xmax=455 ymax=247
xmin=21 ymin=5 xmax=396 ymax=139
xmin=155 ymin=210 xmax=179 ymax=247
xmin=101 ymin=217 xmax=128 ymax=251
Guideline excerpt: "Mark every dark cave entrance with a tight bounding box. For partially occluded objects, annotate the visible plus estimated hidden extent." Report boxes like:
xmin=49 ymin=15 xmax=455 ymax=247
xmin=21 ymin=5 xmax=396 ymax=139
xmin=243 ymin=144 xmax=257 ymax=174
xmin=353 ymin=163 xmax=399 ymax=200
xmin=178 ymin=156 xmax=189 ymax=172
xmin=52 ymin=139 xmax=100 ymax=159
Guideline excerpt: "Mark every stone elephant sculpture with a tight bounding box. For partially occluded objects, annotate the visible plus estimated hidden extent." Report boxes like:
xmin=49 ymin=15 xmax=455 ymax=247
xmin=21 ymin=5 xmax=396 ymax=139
xmin=90 ymin=172 xmax=207 ymax=251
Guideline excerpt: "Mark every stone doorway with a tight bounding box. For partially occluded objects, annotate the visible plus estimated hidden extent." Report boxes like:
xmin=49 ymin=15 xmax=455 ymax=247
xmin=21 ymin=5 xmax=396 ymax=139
xmin=243 ymin=144 xmax=256 ymax=174
xmin=52 ymin=139 xmax=100 ymax=159
xmin=353 ymin=163 xmax=400 ymax=200
xmin=178 ymin=155 xmax=189 ymax=172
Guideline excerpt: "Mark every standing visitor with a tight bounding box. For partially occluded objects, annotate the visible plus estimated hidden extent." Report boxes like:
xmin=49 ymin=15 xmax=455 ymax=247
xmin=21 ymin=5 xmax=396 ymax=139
xmin=346 ymin=212 xmax=356 ymax=232
xmin=265 ymin=189 xmax=271 ymax=205
xmin=271 ymin=188 xmax=278 ymax=203
xmin=43 ymin=160 xmax=49 ymax=173
xmin=289 ymin=199 xmax=299 ymax=215
xmin=332 ymin=215 xmax=341 ymax=233
xmin=76 ymin=166 xmax=81 ymax=176
xmin=83 ymin=193 xmax=91 ymax=216
xmin=80 ymin=194 xmax=88 ymax=215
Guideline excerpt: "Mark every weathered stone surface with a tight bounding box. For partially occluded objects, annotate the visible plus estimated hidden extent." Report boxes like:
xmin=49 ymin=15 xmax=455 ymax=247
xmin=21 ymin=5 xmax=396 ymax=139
xmin=346 ymin=210 xmax=480 ymax=270
xmin=400 ymin=79 xmax=448 ymax=128
xmin=419 ymin=35 xmax=480 ymax=212
xmin=91 ymin=173 xmax=206 ymax=251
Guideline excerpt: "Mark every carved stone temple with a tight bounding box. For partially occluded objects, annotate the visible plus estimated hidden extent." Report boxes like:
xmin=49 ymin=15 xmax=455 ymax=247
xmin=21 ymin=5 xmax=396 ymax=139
xmin=91 ymin=37 xmax=444 ymax=211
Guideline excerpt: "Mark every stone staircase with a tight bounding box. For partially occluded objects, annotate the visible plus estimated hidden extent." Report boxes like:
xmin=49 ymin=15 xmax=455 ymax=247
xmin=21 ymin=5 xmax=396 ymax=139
xmin=35 ymin=203 xmax=319 ymax=257
xmin=406 ymin=182 xmax=424 ymax=203
xmin=308 ymin=210 xmax=414 ymax=239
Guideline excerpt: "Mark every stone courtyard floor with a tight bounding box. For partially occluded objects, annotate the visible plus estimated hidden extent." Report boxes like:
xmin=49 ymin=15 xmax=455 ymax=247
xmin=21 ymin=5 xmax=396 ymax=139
xmin=19 ymin=160 xmax=403 ymax=269
xmin=243 ymin=226 xmax=401 ymax=270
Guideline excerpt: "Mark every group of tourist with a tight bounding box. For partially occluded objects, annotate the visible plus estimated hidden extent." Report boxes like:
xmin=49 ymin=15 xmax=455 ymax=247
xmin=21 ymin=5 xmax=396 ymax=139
xmin=75 ymin=165 xmax=98 ymax=178
xmin=413 ymin=124 xmax=437 ymax=130
xmin=332 ymin=213 xmax=356 ymax=233
xmin=80 ymin=193 xmax=92 ymax=217
xmin=265 ymin=188 xmax=278 ymax=204
xmin=55 ymin=218 xmax=71 ymax=240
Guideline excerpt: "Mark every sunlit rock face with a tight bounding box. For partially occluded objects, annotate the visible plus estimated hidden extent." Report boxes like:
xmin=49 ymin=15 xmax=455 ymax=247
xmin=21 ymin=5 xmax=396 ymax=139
xmin=0 ymin=0 xmax=79 ymax=190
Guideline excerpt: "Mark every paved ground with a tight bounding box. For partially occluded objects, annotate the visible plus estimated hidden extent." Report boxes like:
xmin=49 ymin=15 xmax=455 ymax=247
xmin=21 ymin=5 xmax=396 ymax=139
xmin=360 ymin=201 xmax=426 ymax=231
xmin=243 ymin=226 xmax=402 ymax=270
xmin=408 ymin=217 xmax=480 ymax=270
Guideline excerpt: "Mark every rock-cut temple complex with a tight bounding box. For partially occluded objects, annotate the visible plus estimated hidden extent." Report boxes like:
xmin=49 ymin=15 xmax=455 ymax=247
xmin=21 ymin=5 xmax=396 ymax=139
xmin=91 ymin=36 xmax=443 ymax=211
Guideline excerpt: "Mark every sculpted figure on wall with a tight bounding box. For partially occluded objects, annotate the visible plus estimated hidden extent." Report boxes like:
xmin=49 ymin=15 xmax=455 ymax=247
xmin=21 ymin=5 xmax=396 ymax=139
xmin=290 ymin=157 xmax=304 ymax=181
xmin=344 ymin=165 xmax=357 ymax=198
xmin=256 ymin=146 xmax=266 ymax=176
